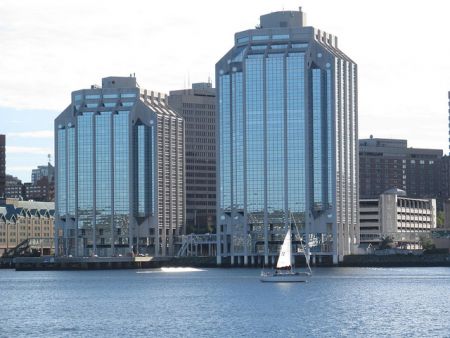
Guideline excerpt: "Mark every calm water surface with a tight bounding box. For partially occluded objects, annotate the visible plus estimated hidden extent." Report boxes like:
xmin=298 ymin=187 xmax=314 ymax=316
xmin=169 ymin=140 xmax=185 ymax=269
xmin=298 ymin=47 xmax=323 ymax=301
xmin=0 ymin=267 xmax=449 ymax=337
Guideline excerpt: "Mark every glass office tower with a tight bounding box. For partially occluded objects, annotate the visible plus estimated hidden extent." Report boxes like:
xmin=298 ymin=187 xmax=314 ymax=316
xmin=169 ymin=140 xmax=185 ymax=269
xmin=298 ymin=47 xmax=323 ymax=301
xmin=55 ymin=76 xmax=185 ymax=257
xmin=216 ymin=8 xmax=358 ymax=265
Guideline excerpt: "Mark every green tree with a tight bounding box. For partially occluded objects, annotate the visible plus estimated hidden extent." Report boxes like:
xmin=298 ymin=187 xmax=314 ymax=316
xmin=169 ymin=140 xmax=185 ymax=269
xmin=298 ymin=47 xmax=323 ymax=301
xmin=419 ymin=236 xmax=435 ymax=251
xmin=379 ymin=236 xmax=394 ymax=249
xmin=436 ymin=211 xmax=445 ymax=228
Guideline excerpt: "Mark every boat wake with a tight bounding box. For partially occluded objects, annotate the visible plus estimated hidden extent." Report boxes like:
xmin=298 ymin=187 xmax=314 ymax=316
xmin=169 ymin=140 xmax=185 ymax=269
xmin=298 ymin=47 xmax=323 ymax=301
xmin=161 ymin=267 xmax=205 ymax=272
xmin=137 ymin=267 xmax=205 ymax=273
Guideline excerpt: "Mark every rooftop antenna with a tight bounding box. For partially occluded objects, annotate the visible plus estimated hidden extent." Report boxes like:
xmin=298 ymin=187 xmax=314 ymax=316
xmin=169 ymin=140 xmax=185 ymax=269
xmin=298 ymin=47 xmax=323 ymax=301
xmin=47 ymin=154 xmax=52 ymax=165
xmin=188 ymin=72 xmax=191 ymax=89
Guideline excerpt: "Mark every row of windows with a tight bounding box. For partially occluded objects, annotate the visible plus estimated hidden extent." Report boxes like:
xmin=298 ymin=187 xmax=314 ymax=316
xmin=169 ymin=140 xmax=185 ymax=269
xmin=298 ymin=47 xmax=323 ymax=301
xmin=182 ymin=103 xmax=215 ymax=109
xmin=184 ymin=117 xmax=215 ymax=123
xmin=74 ymin=92 xmax=136 ymax=101
xmin=76 ymin=101 xmax=135 ymax=109
xmin=237 ymin=34 xmax=291 ymax=43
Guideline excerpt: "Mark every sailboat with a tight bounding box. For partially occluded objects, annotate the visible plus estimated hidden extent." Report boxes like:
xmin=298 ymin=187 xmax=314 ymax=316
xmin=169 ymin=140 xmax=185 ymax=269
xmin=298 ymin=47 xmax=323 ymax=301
xmin=260 ymin=226 xmax=312 ymax=283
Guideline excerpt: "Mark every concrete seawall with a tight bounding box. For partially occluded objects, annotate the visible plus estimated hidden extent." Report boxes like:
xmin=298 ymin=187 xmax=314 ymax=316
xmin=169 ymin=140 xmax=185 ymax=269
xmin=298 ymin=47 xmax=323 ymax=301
xmin=2 ymin=254 xmax=450 ymax=270
xmin=342 ymin=254 xmax=450 ymax=267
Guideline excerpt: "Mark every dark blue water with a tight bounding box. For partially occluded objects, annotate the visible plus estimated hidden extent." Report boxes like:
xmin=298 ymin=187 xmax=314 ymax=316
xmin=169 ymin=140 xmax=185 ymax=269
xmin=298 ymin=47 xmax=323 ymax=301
xmin=0 ymin=267 xmax=449 ymax=337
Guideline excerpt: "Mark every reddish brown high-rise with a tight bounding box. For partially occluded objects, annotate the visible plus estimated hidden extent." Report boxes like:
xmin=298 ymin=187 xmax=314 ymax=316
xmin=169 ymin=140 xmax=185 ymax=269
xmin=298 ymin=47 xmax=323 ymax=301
xmin=0 ymin=134 xmax=5 ymax=198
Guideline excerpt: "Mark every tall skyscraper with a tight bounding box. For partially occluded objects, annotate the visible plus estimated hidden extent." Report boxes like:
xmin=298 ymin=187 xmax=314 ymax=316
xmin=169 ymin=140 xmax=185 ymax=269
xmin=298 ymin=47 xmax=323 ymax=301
xmin=55 ymin=76 xmax=185 ymax=257
xmin=0 ymin=134 xmax=5 ymax=198
xmin=216 ymin=8 xmax=358 ymax=265
xmin=168 ymin=83 xmax=217 ymax=233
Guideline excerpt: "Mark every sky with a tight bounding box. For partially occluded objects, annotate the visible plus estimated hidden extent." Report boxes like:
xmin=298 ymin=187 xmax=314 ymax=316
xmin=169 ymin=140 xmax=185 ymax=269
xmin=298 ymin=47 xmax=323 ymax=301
xmin=1 ymin=0 xmax=450 ymax=182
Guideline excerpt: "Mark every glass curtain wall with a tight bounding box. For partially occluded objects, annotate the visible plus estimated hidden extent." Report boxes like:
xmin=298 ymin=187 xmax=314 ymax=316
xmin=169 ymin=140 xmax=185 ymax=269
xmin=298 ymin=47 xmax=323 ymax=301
xmin=286 ymin=52 xmax=306 ymax=234
xmin=245 ymin=54 xmax=265 ymax=254
xmin=113 ymin=111 xmax=130 ymax=255
xmin=95 ymin=112 xmax=112 ymax=256
xmin=77 ymin=112 xmax=94 ymax=256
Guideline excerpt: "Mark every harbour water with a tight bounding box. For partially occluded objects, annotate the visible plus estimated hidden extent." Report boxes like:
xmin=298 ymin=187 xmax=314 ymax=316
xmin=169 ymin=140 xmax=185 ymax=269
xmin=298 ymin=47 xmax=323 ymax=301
xmin=1 ymin=267 xmax=449 ymax=337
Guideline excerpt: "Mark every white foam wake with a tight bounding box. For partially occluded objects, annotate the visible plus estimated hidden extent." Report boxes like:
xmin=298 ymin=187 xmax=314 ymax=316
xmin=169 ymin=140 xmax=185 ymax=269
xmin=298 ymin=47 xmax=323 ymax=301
xmin=160 ymin=267 xmax=205 ymax=272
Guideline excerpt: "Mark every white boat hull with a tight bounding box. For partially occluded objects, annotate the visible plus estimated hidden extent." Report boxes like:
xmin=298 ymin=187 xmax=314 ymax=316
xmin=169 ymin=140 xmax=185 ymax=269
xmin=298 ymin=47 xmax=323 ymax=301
xmin=260 ymin=271 xmax=310 ymax=283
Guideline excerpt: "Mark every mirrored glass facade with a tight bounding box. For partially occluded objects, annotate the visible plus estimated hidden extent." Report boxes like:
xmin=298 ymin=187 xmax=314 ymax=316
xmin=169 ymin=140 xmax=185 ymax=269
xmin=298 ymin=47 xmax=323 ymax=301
xmin=55 ymin=76 xmax=185 ymax=257
xmin=216 ymin=9 xmax=358 ymax=265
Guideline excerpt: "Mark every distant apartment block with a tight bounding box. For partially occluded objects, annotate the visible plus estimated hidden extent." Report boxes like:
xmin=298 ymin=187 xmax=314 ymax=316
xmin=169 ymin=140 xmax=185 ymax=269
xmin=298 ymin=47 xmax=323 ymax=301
xmin=0 ymin=199 xmax=55 ymax=255
xmin=359 ymin=137 xmax=442 ymax=203
xmin=168 ymin=83 xmax=216 ymax=233
xmin=22 ymin=163 xmax=55 ymax=202
xmin=360 ymin=188 xmax=436 ymax=249
xmin=4 ymin=174 xmax=22 ymax=199
xmin=55 ymin=76 xmax=185 ymax=257
xmin=0 ymin=134 xmax=5 ymax=198
xmin=32 ymin=164 xmax=54 ymax=184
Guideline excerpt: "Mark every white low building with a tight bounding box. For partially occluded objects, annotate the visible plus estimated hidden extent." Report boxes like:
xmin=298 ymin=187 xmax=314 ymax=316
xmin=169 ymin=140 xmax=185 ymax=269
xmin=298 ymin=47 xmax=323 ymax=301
xmin=360 ymin=188 xmax=436 ymax=249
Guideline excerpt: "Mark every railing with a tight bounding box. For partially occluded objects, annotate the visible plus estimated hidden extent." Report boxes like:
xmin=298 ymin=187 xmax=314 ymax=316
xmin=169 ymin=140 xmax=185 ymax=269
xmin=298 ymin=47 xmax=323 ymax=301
xmin=176 ymin=233 xmax=217 ymax=257
xmin=1 ymin=237 xmax=53 ymax=258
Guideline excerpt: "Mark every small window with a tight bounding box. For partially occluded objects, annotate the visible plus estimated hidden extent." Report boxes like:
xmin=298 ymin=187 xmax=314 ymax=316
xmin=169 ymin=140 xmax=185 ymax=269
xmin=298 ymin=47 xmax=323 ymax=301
xmin=237 ymin=36 xmax=249 ymax=43
xmin=252 ymin=35 xmax=269 ymax=41
xmin=121 ymin=93 xmax=136 ymax=98
xmin=85 ymin=94 xmax=100 ymax=99
xmin=272 ymin=34 xmax=289 ymax=40
xmin=292 ymin=43 xmax=308 ymax=48
xmin=271 ymin=44 xmax=287 ymax=49
xmin=251 ymin=45 xmax=267 ymax=50
xmin=104 ymin=94 xmax=119 ymax=99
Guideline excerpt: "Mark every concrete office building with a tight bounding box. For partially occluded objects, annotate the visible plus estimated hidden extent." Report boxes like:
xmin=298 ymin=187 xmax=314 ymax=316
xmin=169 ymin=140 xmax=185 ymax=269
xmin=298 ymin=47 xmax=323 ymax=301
xmin=168 ymin=83 xmax=216 ymax=233
xmin=359 ymin=137 xmax=442 ymax=204
xmin=0 ymin=134 xmax=5 ymax=198
xmin=55 ymin=76 xmax=185 ymax=257
xmin=360 ymin=188 xmax=436 ymax=249
xmin=216 ymin=8 xmax=359 ymax=265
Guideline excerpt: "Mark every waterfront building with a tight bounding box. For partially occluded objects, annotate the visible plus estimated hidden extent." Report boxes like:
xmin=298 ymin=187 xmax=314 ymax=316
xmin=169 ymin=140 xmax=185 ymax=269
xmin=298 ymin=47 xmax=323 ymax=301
xmin=0 ymin=134 xmax=5 ymax=198
xmin=360 ymin=188 xmax=436 ymax=249
xmin=359 ymin=137 xmax=442 ymax=205
xmin=55 ymin=76 xmax=185 ymax=257
xmin=216 ymin=8 xmax=358 ymax=265
xmin=0 ymin=199 xmax=54 ymax=255
xmin=168 ymin=83 xmax=217 ymax=233
xmin=437 ymin=156 xmax=450 ymax=211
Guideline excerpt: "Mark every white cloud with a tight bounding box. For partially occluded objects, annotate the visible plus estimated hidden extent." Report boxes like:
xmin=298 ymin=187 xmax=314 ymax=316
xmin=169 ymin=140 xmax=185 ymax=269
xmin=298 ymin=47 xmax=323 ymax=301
xmin=7 ymin=166 xmax=34 ymax=172
xmin=8 ymin=130 xmax=53 ymax=138
xmin=7 ymin=146 xmax=53 ymax=155
xmin=0 ymin=0 xmax=449 ymax=154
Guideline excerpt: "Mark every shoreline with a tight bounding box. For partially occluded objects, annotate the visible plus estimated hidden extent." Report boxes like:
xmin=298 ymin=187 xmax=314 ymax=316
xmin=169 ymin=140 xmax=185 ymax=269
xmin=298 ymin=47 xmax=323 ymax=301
xmin=1 ymin=253 xmax=450 ymax=271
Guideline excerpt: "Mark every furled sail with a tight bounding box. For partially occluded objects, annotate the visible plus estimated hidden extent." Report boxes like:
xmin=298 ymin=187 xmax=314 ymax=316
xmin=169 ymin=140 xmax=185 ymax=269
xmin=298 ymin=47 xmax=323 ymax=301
xmin=276 ymin=227 xmax=292 ymax=269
